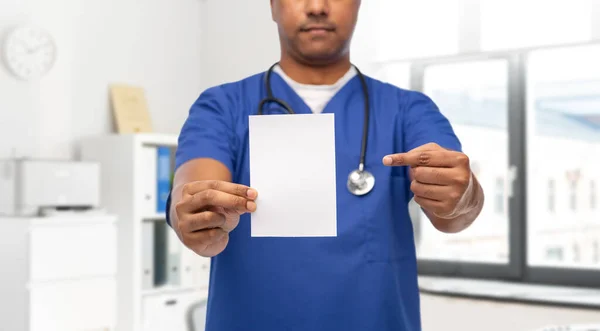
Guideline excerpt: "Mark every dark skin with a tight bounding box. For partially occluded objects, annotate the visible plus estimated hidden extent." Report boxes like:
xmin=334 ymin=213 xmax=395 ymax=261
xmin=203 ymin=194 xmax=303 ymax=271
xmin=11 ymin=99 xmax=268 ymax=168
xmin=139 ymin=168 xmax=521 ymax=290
xmin=170 ymin=0 xmax=483 ymax=258
xmin=270 ymin=0 xmax=361 ymax=84
xmin=383 ymin=143 xmax=485 ymax=233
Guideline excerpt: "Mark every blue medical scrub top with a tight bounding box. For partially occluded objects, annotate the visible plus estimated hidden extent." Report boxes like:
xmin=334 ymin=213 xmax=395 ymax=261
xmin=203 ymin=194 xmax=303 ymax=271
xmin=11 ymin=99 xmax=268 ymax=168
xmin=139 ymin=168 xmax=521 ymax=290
xmin=167 ymin=69 xmax=462 ymax=331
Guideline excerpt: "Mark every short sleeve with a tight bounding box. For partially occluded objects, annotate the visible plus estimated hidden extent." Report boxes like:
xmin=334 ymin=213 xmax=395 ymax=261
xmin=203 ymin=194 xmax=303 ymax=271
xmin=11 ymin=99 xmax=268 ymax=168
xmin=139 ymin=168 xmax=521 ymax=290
xmin=175 ymin=86 xmax=237 ymax=174
xmin=166 ymin=87 xmax=237 ymax=227
xmin=403 ymin=91 xmax=462 ymax=153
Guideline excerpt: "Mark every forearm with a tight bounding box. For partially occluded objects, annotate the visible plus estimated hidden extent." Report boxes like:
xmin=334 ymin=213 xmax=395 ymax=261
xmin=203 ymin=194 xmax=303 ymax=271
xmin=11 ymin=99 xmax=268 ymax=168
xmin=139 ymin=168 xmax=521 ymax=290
xmin=425 ymin=174 xmax=484 ymax=233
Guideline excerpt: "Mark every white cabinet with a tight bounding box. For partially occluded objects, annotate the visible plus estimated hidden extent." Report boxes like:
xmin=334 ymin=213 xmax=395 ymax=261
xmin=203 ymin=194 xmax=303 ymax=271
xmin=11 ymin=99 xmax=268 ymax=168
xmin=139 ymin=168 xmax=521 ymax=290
xmin=29 ymin=220 xmax=117 ymax=281
xmin=0 ymin=215 xmax=118 ymax=331
xmin=29 ymin=278 xmax=116 ymax=331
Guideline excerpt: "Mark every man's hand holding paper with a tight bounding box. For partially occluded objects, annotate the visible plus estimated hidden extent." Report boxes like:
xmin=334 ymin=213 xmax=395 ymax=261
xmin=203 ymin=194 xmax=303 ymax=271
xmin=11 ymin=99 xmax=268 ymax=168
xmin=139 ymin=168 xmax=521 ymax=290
xmin=174 ymin=180 xmax=258 ymax=256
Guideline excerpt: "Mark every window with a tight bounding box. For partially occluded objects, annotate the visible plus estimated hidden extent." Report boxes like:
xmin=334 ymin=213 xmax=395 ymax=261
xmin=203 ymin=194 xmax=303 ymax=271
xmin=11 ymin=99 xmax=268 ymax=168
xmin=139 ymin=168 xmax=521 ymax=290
xmin=566 ymin=171 xmax=580 ymax=211
xmin=413 ymin=43 xmax=600 ymax=289
xmin=408 ymin=198 xmax=423 ymax=248
xmin=361 ymin=0 xmax=460 ymax=62
xmin=370 ymin=62 xmax=411 ymax=90
xmin=527 ymin=45 xmax=600 ymax=273
xmin=591 ymin=181 xmax=597 ymax=210
xmin=416 ymin=59 xmax=510 ymax=265
xmin=573 ymin=244 xmax=581 ymax=263
xmin=495 ymin=177 xmax=505 ymax=215
xmin=546 ymin=247 xmax=564 ymax=262
xmin=548 ymin=179 xmax=556 ymax=213
xmin=480 ymin=0 xmax=594 ymax=51
xmin=471 ymin=161 xmax=481 ymax=178
xmin=570 ymin=180 xmax=578 ymax=211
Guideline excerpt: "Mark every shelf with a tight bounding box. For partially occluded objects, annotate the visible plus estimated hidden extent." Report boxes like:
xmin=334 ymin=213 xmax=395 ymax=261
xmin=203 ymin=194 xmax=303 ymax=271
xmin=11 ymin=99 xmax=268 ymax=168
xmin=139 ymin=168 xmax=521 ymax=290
xmin=142 ymin=285 xmax=207 ymax=297
xmin=135 ymin=133 xmax=178 ymax=147
xmin=142 ymin=213 xmax=167 ymax=222
xmin=78 ymin=133 xmax=210 ymax=331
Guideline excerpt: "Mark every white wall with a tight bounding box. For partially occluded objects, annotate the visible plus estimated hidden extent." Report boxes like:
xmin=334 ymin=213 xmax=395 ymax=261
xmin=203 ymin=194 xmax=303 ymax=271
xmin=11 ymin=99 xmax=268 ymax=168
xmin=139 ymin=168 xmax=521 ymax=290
xmin=0 ymin=0 xmax=202 ymax=160
xmin=198 ymin=0 xmax=278 ymax=90
xmin=197 ymin=0 xmax=382 ymax=90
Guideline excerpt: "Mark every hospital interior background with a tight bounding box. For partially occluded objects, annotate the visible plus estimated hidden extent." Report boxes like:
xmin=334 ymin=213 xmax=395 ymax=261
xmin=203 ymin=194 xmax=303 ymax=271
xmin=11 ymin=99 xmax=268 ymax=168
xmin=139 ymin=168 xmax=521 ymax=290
xmin=1 ymin=0 xmax=600 ymax=331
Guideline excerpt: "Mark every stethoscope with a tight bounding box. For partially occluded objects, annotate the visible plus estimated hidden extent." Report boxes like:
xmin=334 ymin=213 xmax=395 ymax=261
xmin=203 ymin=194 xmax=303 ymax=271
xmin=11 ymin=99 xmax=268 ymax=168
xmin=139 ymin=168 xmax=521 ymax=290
xmin=257 ymin=62 xmax=375 ymax=196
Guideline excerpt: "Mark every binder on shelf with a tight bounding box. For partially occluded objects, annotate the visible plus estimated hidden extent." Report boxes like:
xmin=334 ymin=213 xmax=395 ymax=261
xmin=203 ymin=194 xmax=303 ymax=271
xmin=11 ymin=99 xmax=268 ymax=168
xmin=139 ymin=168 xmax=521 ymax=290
xmin=142 ymin=146 xmax=158 ymax=216
xmin=153 ymin=221 xmax=168 ymax=287
xmin=180 ymin=247 xmax=198 ymax=288
xmin=166 ymin=227 xmax=182 ymax=286
xmin=156 ymin=146 xmax=172 ymax=214
xmin=149 ymin=221 xmax=182 ymax=287
xmin=142 ymin=221 xmax=155 ymax=289
xmin=181 ymin=246 xmax=210 ymax=289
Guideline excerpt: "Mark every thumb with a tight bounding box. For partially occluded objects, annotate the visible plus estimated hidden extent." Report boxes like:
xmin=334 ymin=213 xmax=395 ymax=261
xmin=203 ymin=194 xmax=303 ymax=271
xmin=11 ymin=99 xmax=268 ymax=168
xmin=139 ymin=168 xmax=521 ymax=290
xmin=224 ymin=206 xmax=249 ymax=216
xmin=209 ymin=206 xmax=244 ymax=221
xmin=409 ymin=167 xmax=416 ymax=182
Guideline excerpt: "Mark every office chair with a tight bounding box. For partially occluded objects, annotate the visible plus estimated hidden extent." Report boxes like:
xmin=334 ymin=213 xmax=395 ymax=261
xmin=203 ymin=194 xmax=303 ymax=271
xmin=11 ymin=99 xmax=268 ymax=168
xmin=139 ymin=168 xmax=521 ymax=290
xmin=186 ymin=298 xmax=208 ymax=331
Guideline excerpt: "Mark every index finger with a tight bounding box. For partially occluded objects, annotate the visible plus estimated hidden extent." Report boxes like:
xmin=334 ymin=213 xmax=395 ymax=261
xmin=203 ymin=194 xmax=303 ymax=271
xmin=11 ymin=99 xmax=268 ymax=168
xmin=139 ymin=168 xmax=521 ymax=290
xmin=180 ymin=189 xmax=256 ymax=214
xmin=382 ymin=150 xmax=455 ymax=167
xmin=182 ymin=180 xmax=258 ymax=200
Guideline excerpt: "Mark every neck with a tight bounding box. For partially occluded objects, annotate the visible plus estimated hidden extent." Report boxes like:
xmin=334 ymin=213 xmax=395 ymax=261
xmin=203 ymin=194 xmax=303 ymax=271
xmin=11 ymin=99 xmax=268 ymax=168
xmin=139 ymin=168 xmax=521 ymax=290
xmin=278 ymin=53 xmax=352 ymax=85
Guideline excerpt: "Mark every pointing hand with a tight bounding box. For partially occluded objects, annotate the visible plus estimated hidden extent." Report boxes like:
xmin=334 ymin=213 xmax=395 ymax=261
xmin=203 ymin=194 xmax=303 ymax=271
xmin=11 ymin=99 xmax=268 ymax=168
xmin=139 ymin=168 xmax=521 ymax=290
xmin=382 ymin=142 xmax=474 ymax=219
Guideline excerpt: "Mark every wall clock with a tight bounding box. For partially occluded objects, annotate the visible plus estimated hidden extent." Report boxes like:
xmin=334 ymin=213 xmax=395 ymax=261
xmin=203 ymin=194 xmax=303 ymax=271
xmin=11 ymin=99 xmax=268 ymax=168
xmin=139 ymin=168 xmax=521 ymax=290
xmin=2 ymin=25 xmax=57 ymax=80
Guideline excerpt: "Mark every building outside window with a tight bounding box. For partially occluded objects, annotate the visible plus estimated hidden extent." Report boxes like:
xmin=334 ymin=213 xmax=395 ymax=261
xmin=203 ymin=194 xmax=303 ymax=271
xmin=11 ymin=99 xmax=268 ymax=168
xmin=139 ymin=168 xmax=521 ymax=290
xmin=545 ymin=246 xmax=564 ymax=262
xmin=548 ymin=179 xmax=556 ymax=213
xmin=570 ymin=181 xmax=577 ymax=211
xmin=495 ymin=177 xmax=505 ymax=215
xmin=566 ymin=170 xmax=580 ymax=212
xmin=526 ymin=46 xmax=600 ymax=273
xmin=573 ymin=243 xmax=580 ymax=262
xmin=591 ymin=180 xmax=597 ymax=210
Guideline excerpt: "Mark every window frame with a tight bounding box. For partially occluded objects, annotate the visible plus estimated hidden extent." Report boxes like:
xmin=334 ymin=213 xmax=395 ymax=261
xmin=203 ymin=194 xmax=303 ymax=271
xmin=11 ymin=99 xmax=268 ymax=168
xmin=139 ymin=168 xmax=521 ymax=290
xmin=399 ymin=41 xmax=600 ymax=289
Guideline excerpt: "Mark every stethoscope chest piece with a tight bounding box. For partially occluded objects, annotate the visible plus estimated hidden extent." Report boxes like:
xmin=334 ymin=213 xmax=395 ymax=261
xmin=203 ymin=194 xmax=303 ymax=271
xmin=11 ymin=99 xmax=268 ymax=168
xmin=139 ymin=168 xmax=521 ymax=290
xmin=347 ymin=169 xmax=375 ymax=196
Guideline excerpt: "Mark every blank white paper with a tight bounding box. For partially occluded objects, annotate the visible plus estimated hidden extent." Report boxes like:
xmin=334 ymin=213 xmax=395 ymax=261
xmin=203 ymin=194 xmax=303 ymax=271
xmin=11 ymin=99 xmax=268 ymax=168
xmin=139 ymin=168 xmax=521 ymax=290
xmin=249 ymin=113 xmax=337 ymax=237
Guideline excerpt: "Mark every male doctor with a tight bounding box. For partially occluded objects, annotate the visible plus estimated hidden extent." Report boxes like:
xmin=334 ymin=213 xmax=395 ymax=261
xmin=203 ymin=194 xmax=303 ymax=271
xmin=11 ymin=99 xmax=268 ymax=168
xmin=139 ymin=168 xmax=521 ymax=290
xmin=167 ymin=0 xmax=484 ymax=330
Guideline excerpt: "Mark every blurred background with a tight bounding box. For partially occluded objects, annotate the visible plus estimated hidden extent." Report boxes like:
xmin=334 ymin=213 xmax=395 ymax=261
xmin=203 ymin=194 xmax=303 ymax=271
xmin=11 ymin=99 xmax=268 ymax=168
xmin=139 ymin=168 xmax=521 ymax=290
xmin=1 ymin=0 xmax=599 ymax=330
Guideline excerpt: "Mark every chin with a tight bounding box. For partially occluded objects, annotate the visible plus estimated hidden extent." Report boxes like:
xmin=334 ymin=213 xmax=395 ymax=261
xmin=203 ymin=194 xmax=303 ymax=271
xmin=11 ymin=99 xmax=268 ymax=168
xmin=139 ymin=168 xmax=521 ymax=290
xmin=298 ymin=50 xmax=343 ymax=65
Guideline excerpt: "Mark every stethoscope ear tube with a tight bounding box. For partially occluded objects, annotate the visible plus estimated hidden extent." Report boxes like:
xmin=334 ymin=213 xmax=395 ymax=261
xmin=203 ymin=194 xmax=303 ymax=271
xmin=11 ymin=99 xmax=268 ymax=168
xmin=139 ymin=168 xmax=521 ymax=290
xmin=257 ymin=62 xmax=296 ymax=115
xmin=257 ymin=97 xmax=295 ymax=115
xmin=355 ymin=67 xmax=369 ymax=171
xmin=257 ymin=62 xmax=375 ymax=196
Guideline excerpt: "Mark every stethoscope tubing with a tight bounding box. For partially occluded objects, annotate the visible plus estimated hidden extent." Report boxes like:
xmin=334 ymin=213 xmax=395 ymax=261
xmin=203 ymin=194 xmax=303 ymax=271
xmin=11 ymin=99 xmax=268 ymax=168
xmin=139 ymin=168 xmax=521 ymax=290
xmin=257 ymin=62 xmax=370 ymax=173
